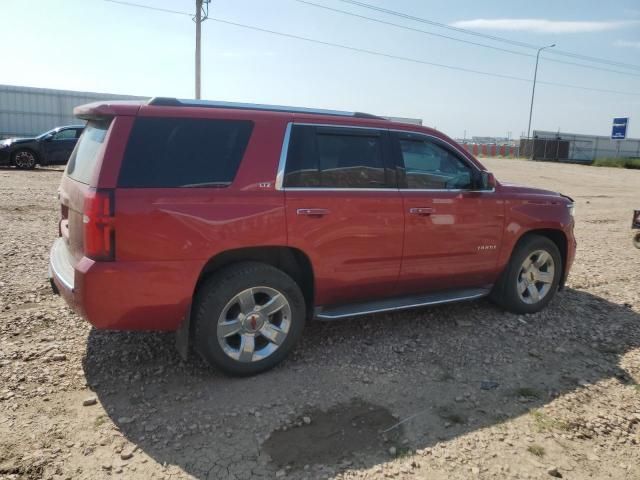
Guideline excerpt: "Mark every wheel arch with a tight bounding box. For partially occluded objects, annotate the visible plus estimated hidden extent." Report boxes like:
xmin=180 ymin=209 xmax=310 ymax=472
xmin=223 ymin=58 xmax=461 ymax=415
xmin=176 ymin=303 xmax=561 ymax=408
xmin=514 ymin=229 xmax=568 ymax=287
xmin=193 ymin=246 xmax=315 ymax=311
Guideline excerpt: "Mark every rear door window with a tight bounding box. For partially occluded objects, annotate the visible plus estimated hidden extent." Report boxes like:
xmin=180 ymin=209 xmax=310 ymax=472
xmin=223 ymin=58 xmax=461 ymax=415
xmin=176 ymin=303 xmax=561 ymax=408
xmin=66 ymin=120 xmax=111 ymax=184
xmin=284 ymin=125 xmax=393 ymax=188
xmin=118 ymin=117 xmax=253 ymax=188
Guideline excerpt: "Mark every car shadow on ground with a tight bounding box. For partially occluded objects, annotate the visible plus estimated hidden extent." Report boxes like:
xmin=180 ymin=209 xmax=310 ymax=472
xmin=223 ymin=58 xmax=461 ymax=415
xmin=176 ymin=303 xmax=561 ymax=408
xmin=0 ymin=166 xmax=64 ymax=173
xmin=83 ymin=288 xmax=639 ymax=479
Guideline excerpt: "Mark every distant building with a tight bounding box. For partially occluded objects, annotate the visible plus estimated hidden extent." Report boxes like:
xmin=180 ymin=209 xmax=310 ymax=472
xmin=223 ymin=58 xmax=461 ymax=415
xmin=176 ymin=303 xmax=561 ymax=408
xmin=0 ymin=84 xmax=145 ymax=139
xmin=0 ymin=84 xmax=423 ymax=139
xmin=531 ymin=129 xmax=640 ymax=162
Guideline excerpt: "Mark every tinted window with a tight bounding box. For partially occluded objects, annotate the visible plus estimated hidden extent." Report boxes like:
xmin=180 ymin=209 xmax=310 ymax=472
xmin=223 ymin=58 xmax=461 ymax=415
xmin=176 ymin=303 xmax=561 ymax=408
xmin=284 ymin=126 xmax=389 ymax=188
xmin=399 ymin=138 xmax=473 ymax=189
xmin=118 ymin=117 xmax=253 ymax=188
xmin=283 ymin=125 xmax=319 ymax=187
xmin=54 ymin=129 xmax=77 ymax=140
xmin=66 ymin=120 xmax=111 ymax=184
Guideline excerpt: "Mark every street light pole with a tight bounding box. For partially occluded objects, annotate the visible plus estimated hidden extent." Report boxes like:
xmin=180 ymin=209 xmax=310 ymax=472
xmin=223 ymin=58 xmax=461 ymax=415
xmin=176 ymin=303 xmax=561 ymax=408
xmin=526 ymin=43 xmax=555 ymax=156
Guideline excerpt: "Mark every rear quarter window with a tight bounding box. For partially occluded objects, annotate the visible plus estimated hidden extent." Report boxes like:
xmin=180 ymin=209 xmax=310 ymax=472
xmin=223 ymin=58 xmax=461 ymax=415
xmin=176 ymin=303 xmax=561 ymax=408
xmin=118 ymin=117 xmax=253 ymax=188
xmin=66 ymin=120 xmax=110 ymax=184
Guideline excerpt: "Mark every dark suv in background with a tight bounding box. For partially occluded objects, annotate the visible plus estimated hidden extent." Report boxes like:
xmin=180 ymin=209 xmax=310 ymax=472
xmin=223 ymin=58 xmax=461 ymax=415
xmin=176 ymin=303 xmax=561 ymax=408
xmin=0 ymin=125 xmax=84 ymax=169
xmin=49 ymin=98 xmax=576 ymax=376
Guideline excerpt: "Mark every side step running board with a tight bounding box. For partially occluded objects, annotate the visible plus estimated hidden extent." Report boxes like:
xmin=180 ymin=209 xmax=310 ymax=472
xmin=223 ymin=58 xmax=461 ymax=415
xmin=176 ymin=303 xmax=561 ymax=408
xmin=314 ymin=287 xmax=491 ymax=320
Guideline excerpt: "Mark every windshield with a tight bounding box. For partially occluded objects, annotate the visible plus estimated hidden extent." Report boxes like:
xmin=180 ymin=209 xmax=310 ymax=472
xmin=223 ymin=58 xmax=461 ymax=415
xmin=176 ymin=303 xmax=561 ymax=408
xmin=36 ymin=128 xmax=58 ymax=140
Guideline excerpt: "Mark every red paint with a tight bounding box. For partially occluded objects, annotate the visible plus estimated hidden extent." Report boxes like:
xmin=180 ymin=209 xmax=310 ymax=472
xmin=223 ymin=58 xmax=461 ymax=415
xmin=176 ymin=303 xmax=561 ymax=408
xmin=50 ymin=102 xmax=576 ymax=331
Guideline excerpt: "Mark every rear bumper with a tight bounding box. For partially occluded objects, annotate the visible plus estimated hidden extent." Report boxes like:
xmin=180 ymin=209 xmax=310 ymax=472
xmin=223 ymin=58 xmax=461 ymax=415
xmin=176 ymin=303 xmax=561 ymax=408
xmin=49 ymin=237 xmax=196 ymax=331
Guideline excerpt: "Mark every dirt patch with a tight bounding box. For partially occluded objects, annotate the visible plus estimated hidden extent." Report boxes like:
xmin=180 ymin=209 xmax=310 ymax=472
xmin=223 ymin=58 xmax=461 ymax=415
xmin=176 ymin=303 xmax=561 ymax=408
xmin=0 ymin=160 xmax=639 ymax=479
xmin=263 ymin=399 xmax=403 ymax=469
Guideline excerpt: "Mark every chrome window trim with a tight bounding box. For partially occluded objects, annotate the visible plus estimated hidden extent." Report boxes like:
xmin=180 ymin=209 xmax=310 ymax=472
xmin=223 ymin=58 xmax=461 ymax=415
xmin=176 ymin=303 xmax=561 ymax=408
xmin=283 ymin=187 xmax=398 ymax=192
xmin=276 ymin=122 xmax=493 ymax=193
xmin=402 ymin=188 xmax=496 ymax=194
xmin=275 ymin=122 xmax=292 ymax=191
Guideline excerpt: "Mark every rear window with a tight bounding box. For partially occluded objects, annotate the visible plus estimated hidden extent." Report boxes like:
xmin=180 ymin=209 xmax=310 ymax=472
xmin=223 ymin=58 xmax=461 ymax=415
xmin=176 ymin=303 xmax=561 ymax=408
xmin=66 ymin=120 xmax=110 ymax=184
xmin=118 ymin=117 xmax=253 ymax=188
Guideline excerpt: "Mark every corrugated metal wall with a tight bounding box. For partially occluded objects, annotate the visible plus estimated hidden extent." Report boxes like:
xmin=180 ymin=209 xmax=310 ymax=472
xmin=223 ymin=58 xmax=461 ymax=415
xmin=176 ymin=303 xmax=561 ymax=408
xmin=533 ymin=130 xmax=640 ymax=161
xmin=0 ymin=85 xmax=146 ymax=139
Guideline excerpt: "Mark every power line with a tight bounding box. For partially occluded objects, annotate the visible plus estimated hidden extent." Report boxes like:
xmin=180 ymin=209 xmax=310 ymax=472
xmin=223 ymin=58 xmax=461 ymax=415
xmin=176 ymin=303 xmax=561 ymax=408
xmin=203 ymin=16 xmax=639 ymax=96
xmin=296 ymin=0 xmax=535 ymax=58
xmin=100 ymin=0 xmax=640 ymax=96
xmin=103 ymin=0 xmax=190 ymax=16
xmin=337 ymin=0 xmax=640 ymax=72
xmin=296 ymin=0 xmax=640 ymax=78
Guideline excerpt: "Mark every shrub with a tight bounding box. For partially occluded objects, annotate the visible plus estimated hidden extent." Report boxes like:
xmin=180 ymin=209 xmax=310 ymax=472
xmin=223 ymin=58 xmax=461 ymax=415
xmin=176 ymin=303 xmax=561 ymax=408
xmin=592 ymin=157 xmax=640 ymax=169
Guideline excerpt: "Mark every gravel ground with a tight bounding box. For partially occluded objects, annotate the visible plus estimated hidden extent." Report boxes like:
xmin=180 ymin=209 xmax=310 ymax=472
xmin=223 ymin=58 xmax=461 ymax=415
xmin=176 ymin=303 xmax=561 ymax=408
xmin=0 ymin=159 xmax=639 ymax=480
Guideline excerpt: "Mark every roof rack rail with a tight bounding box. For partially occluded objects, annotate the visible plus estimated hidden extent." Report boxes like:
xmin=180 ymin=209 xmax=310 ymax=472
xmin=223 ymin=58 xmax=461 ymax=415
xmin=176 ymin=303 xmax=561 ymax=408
xmin=147 ymin=97 xmax=385 ymax=120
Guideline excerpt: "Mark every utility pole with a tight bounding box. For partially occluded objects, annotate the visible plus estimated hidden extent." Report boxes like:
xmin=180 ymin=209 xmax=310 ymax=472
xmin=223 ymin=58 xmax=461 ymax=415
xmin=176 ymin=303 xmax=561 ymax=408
xmin=526 ymin=43 xmax=555 ymax=157
xmin=194 ymin=0 xmax=211 ymax=99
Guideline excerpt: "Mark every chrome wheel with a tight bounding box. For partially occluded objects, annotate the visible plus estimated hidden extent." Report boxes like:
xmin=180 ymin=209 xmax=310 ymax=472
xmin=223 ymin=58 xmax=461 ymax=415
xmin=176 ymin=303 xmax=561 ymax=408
xmin=14 ymin=150 xmax=36 ymax=169
xmin=217 ymin=286 xmax=291 ymax=363
xmin=517 ymin=250 xmax=555 ymax=304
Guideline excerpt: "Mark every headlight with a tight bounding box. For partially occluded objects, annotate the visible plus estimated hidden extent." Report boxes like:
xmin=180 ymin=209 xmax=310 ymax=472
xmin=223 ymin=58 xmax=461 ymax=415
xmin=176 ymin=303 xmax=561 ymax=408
xmin=567 ymin=203 xmax=575 ymax=217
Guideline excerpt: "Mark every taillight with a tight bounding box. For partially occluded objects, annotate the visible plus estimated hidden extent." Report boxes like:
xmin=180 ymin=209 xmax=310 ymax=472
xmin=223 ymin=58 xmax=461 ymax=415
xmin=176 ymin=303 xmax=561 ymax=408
xmin=83 ymin=189 xmax=115 ymax=261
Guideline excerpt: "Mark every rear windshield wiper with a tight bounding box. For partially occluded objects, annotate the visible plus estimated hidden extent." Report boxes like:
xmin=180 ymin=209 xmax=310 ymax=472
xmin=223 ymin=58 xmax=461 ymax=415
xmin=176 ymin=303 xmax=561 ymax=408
xmin=179 ymin=182 xmax=231 ymax=188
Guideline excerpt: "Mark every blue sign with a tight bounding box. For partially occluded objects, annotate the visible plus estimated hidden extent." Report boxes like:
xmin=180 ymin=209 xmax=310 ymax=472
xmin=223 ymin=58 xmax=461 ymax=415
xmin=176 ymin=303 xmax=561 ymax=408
xmin=611 ymin=117 xmax=629 ymax=140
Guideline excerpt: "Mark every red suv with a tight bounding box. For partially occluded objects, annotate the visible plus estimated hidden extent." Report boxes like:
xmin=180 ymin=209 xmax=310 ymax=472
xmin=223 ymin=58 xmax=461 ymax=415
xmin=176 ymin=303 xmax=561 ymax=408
xmin=49 ymin=98 xmax=576 ymax=375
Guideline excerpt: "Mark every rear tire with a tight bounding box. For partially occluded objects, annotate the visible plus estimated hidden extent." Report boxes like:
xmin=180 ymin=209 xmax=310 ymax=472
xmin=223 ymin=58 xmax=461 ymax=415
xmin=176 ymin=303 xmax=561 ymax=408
xmin=491 ymin=235 xmax=562 ymax=314
xmin=193 ymin=262 xmax=306 ymax=376
xmin=12 ymin=149 xmax=37 ymax=169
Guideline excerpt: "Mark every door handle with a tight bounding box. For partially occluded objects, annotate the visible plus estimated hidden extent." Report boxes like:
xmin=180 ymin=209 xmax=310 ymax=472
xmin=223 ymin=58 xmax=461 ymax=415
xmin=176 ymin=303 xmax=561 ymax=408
xmin=297 ymin=208 xmax=330 ymax=217
xmin=409 ymin=207 xmax=434 ymax=216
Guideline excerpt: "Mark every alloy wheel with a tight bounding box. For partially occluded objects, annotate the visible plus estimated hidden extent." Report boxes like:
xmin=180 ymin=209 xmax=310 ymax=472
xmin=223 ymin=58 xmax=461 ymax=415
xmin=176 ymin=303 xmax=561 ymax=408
xmin=517 ymin=250 xmax=555 ymax=304
xmin=14 ymin=151 xmax=36 ymax=169
xmin=217 ymin=286 xmax=291 ymax=363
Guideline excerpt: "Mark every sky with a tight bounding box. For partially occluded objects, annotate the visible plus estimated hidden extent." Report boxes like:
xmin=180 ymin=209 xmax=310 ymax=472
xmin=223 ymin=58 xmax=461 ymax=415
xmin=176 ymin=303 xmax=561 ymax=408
xmin=1 ymin=0 xmax=639 ymax=139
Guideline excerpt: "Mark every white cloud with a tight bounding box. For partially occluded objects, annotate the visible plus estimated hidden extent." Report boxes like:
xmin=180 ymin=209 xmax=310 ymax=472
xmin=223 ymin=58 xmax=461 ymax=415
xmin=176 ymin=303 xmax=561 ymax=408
xmin=614 ymin=40 xmax=640 ymax=49
xmin=450 ymin=18 xmax=638 ymax=34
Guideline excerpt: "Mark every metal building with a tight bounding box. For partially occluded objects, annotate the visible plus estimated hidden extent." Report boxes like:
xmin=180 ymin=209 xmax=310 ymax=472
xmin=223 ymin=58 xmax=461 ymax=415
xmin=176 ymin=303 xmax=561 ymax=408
xmin=530 ymin=129 xmax=640 ymax=162
xmin=1 ymin=84 xmax=423 ymax=139
xmin=0 ymin=84 xmax=145 ymax=139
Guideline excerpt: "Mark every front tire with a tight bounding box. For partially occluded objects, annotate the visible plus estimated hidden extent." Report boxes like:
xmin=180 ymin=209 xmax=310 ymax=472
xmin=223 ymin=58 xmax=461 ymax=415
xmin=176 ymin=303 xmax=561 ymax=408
xmin=193 ymin=262 xmax=306 ymax=376
xmin=491 ymin=235 xmax=562 ymax=314
xmin=12 ymin=149 xmax=37 ymax=169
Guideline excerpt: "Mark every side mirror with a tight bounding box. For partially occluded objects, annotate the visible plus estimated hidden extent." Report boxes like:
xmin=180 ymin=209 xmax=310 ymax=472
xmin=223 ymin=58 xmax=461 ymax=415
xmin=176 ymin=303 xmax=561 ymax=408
xmin=44 ymin=133 xmax=54 ymax=141
xmin=474 ymin=171 xmax=496 ymax=190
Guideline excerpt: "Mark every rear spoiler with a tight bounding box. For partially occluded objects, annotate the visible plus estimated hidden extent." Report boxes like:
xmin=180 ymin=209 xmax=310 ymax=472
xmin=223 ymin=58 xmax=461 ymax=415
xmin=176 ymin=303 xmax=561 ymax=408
xmin=74 ymin=100 xmax=147 ymax=121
